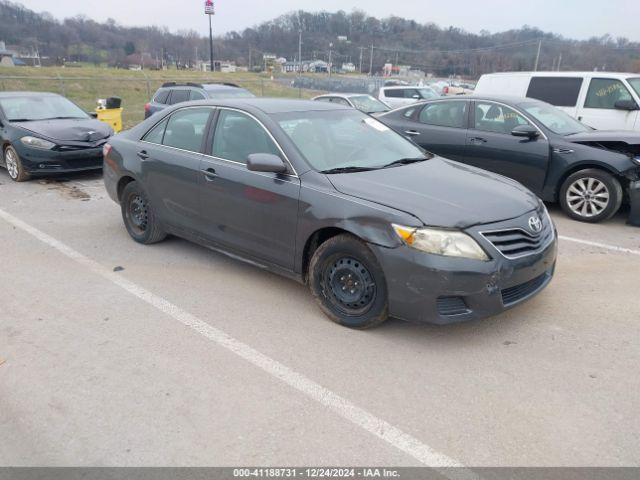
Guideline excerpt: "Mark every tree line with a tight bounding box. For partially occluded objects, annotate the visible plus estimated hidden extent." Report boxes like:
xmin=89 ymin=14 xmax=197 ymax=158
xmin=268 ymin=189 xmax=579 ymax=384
xmin=1 ymin=1 xmax=639 ymax=76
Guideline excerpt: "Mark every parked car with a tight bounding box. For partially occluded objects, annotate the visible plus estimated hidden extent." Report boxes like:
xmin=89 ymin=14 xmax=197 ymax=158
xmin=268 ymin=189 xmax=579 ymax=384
xmin=442 ymin=82 xmax=475 ymax=96
xmin=0 ymin=91 xmax=112 ymax=182
xmin=475 ymin=72 xmax=640 ymax=131
xmin=378 ymin=85 xmax=440 ymax=109
xmin=312 ymin=93 xmax=390 ymax=115
xmin=144 ymin=82 xmax=255 ymax=118
xmin=378 ymin=95 xmax=640 ymax=223
xmin=104 ymin=98 xmax=556 ymax=329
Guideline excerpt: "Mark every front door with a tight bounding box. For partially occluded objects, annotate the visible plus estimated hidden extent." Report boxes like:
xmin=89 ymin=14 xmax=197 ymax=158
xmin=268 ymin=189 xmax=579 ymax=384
xmin=464 ymin=101 xmax=550 ymax=196
xmin=139 ymin=107 xmax=213 ymax=233
xmin=578 ymin=78 xmax=639 ymax=130
xmin=198 ymin=109 xmax=300 ymax=270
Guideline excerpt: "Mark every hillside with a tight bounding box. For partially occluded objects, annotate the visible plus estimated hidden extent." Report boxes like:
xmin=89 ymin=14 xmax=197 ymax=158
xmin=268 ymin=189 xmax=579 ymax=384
xmin=1 ymin=1 xmax=639 ymax=76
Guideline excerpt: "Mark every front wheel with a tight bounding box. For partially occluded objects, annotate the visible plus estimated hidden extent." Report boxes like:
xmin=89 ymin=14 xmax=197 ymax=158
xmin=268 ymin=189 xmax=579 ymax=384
xmin=559 ymin=169 xmax=622 ymax=223
xmin=4 ymin=145 xmax=30 ymax=182
xmin=120 ymin=181 xmax=167 ymax=244
xmin=309 ymin=234 xmax=388 ymax=329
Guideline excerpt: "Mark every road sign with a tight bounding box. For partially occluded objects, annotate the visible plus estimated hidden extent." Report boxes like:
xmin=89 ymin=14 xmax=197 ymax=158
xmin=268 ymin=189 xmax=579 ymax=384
xmin=205 ymin=0 xmax=215 ymax=15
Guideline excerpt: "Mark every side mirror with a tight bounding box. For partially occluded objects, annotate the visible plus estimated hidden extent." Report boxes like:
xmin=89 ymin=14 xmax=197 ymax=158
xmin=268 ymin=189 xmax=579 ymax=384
xmin=247 ymin=153 xmax=287 ymax=174
xmin=614 ymin=99 xmax=639 ymax=111
xmin=88 ymin=112 xmax=98 ymax=119
xmin=511 ymin=125 xmax=540 ymax=139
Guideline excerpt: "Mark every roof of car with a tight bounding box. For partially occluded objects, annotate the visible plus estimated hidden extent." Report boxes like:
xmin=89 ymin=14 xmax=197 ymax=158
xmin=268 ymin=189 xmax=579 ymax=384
xmin=0 ymin=91 xmax=60 ymax=98
xmin=202 ymin=84 xmax=247 ymax=91
xmin=315 ymin=93 xmax=374 ymax=99
xmin=482 ymin=71 xmax=639 ymax=78
xmin=417 ymin=94 xmax=546 ymax=105
xmin=192 ymin=97 xmax=350 ymax=114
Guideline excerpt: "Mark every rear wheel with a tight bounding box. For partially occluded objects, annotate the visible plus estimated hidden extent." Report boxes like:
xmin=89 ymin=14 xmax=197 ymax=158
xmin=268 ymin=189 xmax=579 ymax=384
xmin=559 ymin=169 xmax=622 ymax=223
xmin=309 ymin=234 xmax=388 ymax=329
xmin=121 ymin=181 xmax=166 ymax=244
xmin=4 ymin=145 xmax=30 ymax=182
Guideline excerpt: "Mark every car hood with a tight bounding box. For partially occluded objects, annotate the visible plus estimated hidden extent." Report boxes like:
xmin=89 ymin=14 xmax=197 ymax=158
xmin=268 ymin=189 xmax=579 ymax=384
xmin=327 ymin=157 xmax=539 ymax=228
xmin=14 ymin=118 xmax=112 ymax=143
xmin=565 ymin=130 xmax=640 ymax=145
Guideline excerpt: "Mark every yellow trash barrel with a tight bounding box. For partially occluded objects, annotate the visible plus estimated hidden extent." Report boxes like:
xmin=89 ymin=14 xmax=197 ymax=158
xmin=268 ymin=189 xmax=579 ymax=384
xmin=95 ymin=107 xmax=123 ymax=133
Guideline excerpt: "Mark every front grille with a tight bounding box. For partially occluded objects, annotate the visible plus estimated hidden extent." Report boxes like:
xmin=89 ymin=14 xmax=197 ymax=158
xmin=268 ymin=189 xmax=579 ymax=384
xmin=437 ymin=296 xmax=470 ymax=316
xmin=501 ymin=273 xmax=549 ymax=306
xmin=481 ymin=215 xmax=553 ymax=259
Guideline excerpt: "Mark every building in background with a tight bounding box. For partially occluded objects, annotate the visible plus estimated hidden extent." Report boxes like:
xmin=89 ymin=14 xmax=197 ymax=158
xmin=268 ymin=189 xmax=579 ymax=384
xmin=0 ymin=41 xmax=16 ymax=67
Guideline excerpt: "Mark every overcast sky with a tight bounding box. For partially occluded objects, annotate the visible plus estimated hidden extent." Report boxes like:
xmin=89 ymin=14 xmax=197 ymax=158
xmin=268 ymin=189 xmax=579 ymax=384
xmin=18 ymin=0 xmax=640 ymax=41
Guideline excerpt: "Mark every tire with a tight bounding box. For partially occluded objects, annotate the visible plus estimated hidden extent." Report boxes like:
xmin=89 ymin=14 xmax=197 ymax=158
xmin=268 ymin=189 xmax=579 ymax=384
xmin=559 ymin=169 xmax=623 ymax=223
xmin=309 ymin=234 xmax=388 ymax=329
xmin=4 ymin=145 xmax=30 ymax=182
xmin=120 ymin=181 xmax=167 ymax=244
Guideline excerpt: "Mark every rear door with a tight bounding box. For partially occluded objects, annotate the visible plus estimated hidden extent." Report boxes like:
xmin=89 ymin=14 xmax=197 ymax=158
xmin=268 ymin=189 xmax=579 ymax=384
xmin=198 ymin=108 xmax=300 ymax=270
xmin=464 ymin=101 xmax=549 ymax=195
xmin=577 ymin=77 xmax=639 ymax=130
xmin=139 ymin=107 xmax=214 ymax=233
xmin=400 ymin=99 xmax=470 ymax=161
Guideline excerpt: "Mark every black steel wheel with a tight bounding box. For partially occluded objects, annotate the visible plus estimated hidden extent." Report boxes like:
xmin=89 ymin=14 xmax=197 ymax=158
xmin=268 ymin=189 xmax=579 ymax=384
xmin=121 ymin=181 xmax=167 ymax=244
xmin=309 ymin=234 xmax=388 ymax=329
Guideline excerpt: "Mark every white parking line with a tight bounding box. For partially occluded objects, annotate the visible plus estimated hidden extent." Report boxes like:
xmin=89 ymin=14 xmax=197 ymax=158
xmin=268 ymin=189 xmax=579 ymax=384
xmin=0 ymin=207 xmax=477 ymax=478
xmin=559 ymin=235 xmax=640 ymax=256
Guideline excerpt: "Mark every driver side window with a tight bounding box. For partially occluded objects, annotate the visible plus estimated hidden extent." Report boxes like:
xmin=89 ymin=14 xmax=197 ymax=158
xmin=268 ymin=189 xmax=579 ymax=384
xmin=212 ymin=110 xmax=280 ymax=164
xmin=473 ymin=102 xmax=530 ymax=135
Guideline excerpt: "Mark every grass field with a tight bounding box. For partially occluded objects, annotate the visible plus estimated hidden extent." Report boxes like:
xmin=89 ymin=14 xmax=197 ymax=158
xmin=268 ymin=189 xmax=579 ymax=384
xmin=0 ymin=66 xmax=321 ymax=128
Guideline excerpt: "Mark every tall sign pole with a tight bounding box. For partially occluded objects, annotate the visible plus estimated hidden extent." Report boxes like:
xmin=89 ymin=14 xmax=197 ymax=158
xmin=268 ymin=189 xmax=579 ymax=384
xmin=205 ymin=1 xmax=215 ymax=72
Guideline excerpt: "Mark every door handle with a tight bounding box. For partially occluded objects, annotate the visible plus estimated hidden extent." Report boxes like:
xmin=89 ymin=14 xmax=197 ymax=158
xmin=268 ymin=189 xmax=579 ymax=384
xmin=469 ymin=137 xmax=487 ymax=143
xmin=201 ymin=168 xmax=218 ymax=181
xmin=137 ymin=150 xmax=149 ymax=160
xmin=404 ymin=130 xmax=420 ymax=136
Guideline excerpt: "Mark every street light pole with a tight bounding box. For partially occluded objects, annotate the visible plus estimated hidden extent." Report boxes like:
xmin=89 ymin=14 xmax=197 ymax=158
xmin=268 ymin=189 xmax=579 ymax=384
xmin=209 ymin=14 xmax=214 ymax=72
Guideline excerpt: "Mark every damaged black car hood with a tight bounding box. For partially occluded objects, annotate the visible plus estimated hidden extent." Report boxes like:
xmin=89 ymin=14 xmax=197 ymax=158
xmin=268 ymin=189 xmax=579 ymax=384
xmin=565 ymin=130 xmax=640 ymax=145
xmin=14 ymin=118 xmax=112 ymax=143
xmin=328 ymin=157 xmax=540 ymax=228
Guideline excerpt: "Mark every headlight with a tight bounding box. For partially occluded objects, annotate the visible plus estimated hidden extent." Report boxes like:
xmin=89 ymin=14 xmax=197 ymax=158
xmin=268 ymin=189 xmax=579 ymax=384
xmin=20 ymin=136 xmax=56 ymax=150
xmin=393 ymin=224 xmax=489 ymax=261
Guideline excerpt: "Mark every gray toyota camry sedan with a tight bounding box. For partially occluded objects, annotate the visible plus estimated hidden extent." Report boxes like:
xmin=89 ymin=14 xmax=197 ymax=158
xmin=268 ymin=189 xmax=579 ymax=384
xmin=103 ymin=98 xmax=557 ymax=329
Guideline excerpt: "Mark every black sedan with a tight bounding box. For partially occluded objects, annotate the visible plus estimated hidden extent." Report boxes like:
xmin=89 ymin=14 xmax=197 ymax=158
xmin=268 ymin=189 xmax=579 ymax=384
xmin=379 ymin=95 xmax=640 ymax=223
xmin=103 ymin=98 xmax=556 ymax=329
xmin=0 ymin=92 xmax=112 ymax=181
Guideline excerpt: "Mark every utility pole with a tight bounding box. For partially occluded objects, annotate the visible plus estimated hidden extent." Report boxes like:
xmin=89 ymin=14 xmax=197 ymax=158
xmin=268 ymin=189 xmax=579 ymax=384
xmin=369 ymin=44 xmax=374 ymax=76
xmin=328 ymin=43 xmax=333 ymax=77
xmin=557 ymin=53 xmax=562 ymax=71
xmin=248 ymin=47 xmax=252 ymax=71
xmin=358 ymin=47 xmax=364 ymax=74
xmin=534 ymin=39 xmax=541 ymax=71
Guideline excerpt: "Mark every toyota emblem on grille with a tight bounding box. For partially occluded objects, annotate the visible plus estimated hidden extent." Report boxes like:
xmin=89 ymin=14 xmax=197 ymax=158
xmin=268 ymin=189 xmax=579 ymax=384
xmin=528 ymin=216 xmax=543 ymax=234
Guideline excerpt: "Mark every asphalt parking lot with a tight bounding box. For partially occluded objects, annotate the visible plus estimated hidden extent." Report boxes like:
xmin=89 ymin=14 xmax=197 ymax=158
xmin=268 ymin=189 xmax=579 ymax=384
xmin=1 ymin=170 xmax=639 ymax=468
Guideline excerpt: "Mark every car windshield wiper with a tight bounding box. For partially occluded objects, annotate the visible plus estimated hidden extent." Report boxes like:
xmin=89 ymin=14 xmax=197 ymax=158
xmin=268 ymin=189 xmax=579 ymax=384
xmin=320 ymin=166 xmax=379 ymax=174
xmin=381 ymin=156 xmax=431 ymax=169
xmin=41 ymin=116 xmax=86 ymax=120
xmin=8 ymin=118 xmax=35 ymax=122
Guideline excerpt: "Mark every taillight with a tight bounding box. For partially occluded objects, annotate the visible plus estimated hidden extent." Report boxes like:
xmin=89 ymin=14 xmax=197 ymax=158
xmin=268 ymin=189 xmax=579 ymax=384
xmin=144 ymin=103 xmax=151 ymax=113
xmin=103 ymin=143 xmax=112 ymax=158
xmin=443 ymin=86 xmax=449 ymax=94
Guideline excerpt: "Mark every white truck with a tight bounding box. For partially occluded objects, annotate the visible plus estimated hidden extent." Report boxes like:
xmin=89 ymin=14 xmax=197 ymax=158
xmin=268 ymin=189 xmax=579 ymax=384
xmin=475 ymin=72 xmax=640 ymax=131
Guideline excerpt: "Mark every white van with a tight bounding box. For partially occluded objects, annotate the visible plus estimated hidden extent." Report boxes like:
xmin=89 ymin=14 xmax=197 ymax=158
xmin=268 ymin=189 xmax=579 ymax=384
xmin=475 ymin=72 xmax=640 ymax=131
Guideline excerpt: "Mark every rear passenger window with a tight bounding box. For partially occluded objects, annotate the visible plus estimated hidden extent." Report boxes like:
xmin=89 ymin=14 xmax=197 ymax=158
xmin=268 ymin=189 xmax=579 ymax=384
xmin=143 ymin=118 xmax=168 ymax=144
xmin=153 ymin=90 xmax=170 ymax=104
xmin=162 ymin=108 xmax=212 ymax=152
xmin=169 ymin=90 xmax=190 ymax=105
xmin=190 ymin=90 xmax=206 ymax=101
xmin=585 ymin=78 xmax=634 ymax=109
xmin=418 ymin=101 xmax=468 ymax=128
xmin=526 ymin=77 xmax=583 ymax=107
xmin=384 ymin=89 xmax=403 ymax=98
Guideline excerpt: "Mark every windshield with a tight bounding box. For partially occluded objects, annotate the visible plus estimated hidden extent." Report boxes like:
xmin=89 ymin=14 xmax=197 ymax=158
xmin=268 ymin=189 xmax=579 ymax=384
xmin=628 ymin=78 xmax=640 ymax=97
xmin=521 ymin=102 xmax=590 ymax=135
xmin=349 ymin=95 xmax=389 ymax=113
xmin=275 ymin=110 xmax=427 ymax=172
xmin=0 ymin=95 xmax=88 ymax=122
